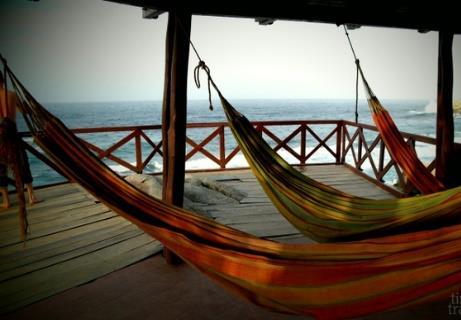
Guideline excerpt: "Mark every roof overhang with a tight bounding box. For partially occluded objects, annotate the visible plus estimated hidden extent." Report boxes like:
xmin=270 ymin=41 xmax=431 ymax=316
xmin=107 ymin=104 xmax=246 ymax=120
xmin=105 ymin=0 xmax=461 ymax=34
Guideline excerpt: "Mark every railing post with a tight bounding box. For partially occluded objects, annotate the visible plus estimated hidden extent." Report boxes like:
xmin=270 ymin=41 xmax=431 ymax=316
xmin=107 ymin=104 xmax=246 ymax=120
xmin=301 ymin=123 xmax=306 ymax=165
xmin=407 ymin=137 xmax=416 ymax=151
xmin=336 ymin=121 xmax=343 ymax=164
xmin=378 ymin=139 xmax=385 ymax=174
xmin=357 ymin=127 xmax=363 ymax=170
xmin=135 ymin=129 xmax=142 ymax=173
xmin=341 ymin=122 xmax=347 ymax=163
xmin=256 ymin=123 xmax=263 ymax=136
xmin=220 ymin=125 xmax=225 ymax=169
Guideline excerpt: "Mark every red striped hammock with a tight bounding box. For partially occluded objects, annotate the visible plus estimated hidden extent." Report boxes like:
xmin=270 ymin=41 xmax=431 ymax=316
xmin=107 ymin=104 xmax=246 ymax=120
xmin=358 ymin=67 xmax=445 ymax=194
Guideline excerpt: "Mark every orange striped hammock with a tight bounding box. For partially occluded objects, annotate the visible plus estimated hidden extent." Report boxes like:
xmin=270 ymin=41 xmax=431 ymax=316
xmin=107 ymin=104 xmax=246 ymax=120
xmin=6 ymin=62 xmax=461 ymax=320
xmin=357 ymin=66 xmax=445 ymax=194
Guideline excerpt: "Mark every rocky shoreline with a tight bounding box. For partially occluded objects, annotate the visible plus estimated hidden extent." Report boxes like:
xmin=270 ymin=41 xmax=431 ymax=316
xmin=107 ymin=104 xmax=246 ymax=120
xmin=454 ymin=100 xmax=461 ymax=114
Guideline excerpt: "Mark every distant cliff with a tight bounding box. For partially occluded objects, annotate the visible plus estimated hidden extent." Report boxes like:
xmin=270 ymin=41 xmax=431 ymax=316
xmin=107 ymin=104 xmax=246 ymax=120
xmin=454 ymin=100 xmax=461 ymax=114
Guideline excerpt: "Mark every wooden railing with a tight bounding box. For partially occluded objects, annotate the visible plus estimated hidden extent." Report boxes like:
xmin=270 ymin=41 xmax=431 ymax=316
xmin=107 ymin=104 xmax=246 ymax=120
xmin=22 ymin=120 xmax=445 ymax=195
xmin=341 ymin=121 xmax=438 ymax=194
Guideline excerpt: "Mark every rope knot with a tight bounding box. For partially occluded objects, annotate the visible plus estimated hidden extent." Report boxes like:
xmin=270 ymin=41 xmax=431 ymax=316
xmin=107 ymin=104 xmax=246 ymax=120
xmin=194 ymin=60 xmax=214 ymax=111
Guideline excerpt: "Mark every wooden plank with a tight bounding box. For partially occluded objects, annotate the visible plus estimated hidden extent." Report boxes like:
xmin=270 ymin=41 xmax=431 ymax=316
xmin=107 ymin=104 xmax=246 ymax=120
xmin=0 ymin=184 xmax=84 ymax=218
xmin=218 ymin=214 xmax=288 ymax=225
xmin=0 ymin=224 xmax=142 ymax=282
xmin=0 ymin=194 xmax=94 ymax=231
xmin=0 ymin=205 xmax=113 ymax=247
xmin=0 ymin=217 xmax=132 ymax=259
xmin=0 ymin=182 xmax=165 ymax=314
xmin=0 ymin=234 xmax=161 ymax=313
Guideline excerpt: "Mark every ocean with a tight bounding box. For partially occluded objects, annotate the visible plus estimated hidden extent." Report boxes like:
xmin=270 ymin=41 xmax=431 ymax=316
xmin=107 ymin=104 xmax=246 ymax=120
xmin=16 ymin=99 xmax=461 ymax=187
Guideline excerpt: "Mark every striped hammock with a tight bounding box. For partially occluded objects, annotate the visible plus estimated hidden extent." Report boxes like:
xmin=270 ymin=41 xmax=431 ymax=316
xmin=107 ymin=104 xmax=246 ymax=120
xmin=358 ymin=67 xmax=445 ymax=194
xmin=5 ymin=61 xmax=461 ymax=320
xmin=218 ymin=91 xmax=461 ymax=241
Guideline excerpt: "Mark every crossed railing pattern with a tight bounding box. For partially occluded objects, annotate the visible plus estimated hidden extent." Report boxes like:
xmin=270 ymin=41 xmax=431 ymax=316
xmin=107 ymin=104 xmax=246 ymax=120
xmin=341 ymin=121 xmax=437 ymax=193
xmin=22 ymin=120 xmax=442 ymax=194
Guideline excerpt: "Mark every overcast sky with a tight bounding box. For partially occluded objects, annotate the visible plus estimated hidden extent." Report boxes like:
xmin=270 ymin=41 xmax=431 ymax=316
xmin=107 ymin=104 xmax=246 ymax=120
xmin=0 ymin=0 xmax=460 ymax=103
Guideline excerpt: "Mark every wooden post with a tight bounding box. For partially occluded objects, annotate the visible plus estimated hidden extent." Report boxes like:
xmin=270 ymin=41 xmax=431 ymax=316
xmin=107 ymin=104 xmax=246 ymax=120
xmin=357 ymin=127 xmax=363 ymax=170
xmin=161 ymin=9 xmax=191 ymax=264
xmin=135 ymin=130 xmax=142 ymax=173
xmin=435 ymin=31 xmax=456 ymax=187
xmin=335 ymin=121 xmax=342 ymax=164
xmin=219 ymin=125 xmax=225 ymax=169
xmin=301 ymin=124 xmax=306 ymax=165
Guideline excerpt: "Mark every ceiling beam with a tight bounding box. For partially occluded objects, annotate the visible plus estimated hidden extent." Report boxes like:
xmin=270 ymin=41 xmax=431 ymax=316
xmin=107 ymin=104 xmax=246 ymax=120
xmin=104 ymin=1 xmax=461 ymax=33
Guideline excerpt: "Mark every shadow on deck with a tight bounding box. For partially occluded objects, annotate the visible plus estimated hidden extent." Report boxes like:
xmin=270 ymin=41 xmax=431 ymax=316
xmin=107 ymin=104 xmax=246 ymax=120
xmin=0 ymin=165 xmax=448 ymax=319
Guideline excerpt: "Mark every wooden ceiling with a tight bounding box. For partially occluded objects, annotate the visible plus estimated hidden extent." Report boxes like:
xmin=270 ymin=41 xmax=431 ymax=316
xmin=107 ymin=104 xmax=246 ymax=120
xmin=106 ymin=0 xmax=461 ymax=33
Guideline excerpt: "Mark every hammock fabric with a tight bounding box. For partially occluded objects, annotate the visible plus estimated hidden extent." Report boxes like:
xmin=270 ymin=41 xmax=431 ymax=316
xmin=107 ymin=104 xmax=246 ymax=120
xmin=6 ymin=63 xmax=461 ymax=320
xmin=1 ymin=91 xmax=28 ymax=240
xmin=206 ymin=71 xmax=461 ymax=242
xmin=358 ymin=67 xmax=445 ymax=194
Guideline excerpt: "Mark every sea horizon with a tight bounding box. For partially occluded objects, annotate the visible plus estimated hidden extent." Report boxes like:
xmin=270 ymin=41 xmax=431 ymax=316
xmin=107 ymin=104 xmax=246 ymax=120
xmin=42 ymin=97 xmax=430 ymax=106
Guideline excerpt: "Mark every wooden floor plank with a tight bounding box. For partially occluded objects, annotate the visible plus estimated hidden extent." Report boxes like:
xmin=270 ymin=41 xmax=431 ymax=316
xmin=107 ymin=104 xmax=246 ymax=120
xmin=0 ymin=219 xmax=135 ymax=274
xmin=0 ymin=198 xmax=101 ymax=232
xmin=0 ymin=235 xmax=161 ymax=313
xmin=0 ymin=218 xmax=132 ymax=261
xmin=0 ymin=181 xmax=163 ymax=315
xmin=0 ymin=226 xmax=145 ymax=282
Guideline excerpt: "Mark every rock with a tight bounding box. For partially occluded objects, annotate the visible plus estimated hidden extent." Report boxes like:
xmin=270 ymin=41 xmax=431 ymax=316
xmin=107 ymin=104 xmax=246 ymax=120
xmin=189 ymin=176 xmax=247 ymax=201
xmin=184 ymin=181 xmax=238 ymax=204
xmin=454 ymin=100 xmax=461 ymax=114
xmin=125 ymin=174 xmax=162 ymax=199
xmin=125 ymin=173 xmax=246 ymax=218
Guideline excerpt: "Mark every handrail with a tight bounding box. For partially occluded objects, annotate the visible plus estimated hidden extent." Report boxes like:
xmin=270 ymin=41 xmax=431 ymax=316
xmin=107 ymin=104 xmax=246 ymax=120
xmin=19 ymin=120 xmax=452 ymax=195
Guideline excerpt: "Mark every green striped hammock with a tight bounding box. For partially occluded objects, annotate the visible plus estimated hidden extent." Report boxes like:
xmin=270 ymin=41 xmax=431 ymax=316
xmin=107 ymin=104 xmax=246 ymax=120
xmin=216 ymin=87 xmax=461 ymax=241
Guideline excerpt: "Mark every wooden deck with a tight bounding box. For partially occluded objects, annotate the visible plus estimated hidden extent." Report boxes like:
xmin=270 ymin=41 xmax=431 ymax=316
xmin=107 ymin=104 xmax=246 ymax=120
xmin=200 ymin=165 xmax=394 ymax=242
xmin=0 ymin=164 xmax=396 ymax=316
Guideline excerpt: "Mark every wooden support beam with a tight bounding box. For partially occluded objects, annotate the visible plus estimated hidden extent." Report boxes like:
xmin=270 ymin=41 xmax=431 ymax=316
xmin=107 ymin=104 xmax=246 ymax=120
xmin=435 ymin=31 xmax=456 ymax=187
xmin=161 ymin=9 xmax=191 ymax=265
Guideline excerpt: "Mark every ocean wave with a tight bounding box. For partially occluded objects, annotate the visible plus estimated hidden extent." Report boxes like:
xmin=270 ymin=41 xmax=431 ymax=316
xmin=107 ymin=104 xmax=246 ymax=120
xmin=409 ymin=110 xmax=429 ymax=116
xmin=106 ymin=144 xmax=340 ymax=175
xmin=424 ymin=101 xmax=437 ymax=113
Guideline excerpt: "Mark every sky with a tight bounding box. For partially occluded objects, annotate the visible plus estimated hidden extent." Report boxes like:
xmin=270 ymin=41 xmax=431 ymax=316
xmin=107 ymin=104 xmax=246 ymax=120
xmin=0 ymin=0 xmax=460 ymax=103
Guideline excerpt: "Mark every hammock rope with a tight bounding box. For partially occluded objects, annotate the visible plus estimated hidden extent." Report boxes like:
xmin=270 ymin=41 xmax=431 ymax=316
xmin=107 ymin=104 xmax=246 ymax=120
xmin=194 ymin=60 xmax=215 ymax=111
xmin=343 ymin=25 xmax=360 ymax=123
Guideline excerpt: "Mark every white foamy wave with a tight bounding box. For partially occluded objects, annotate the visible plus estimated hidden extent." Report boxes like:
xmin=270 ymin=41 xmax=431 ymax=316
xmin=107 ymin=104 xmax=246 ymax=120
xmin=424 ymin=100 xmax=437 ymax=113
xmin=409 ymin=110 xmax=427 ymax=115
xmin=414 ymin=143 xmax=436 ymax=161
xmin=223 ymin=154 xmax=249 ymax=168
xmin=179 ymin=144 xmax=339 ymax=172
xmin=108 ymin=163 xmax=136 ymax=175
xmin=109 ymin=161 xmax=163 ymax=174
xmin=186 ymin=157 xmax=223 ymax=170
xmin=455 ymin=133 xmax=461 ymax=143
